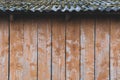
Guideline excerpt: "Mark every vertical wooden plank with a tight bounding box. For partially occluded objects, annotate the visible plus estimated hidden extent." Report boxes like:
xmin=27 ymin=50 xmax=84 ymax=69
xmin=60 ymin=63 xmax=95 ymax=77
xmin=52 ymin=16 xmax=65 ymax=80
xmin=95 ymin=17 xmax=110 ymax=80
xmin=81 ymin=17 xmax=94 ymax=80
xmin=10 ymin=16 xmax=37 ymax=80
xmin=66 ymin=17 xmax=80 ymax=80
xmin=38 ymin=18 xmax=51 ymax=80
xmin=23 ymin=18 xmax=37 ymax=80
xmin=111 ymin=17 xmax=120 ymax=80
xmin=10 ymin=17 xmax=24 ymax=80
xmin=0 ymin=16 xmax=9 ymax=80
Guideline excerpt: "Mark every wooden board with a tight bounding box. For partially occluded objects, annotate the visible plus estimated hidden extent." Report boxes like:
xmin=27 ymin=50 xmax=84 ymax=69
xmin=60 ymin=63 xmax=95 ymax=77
xmin=10 ymin=17 xmax=37 ymax=80
xmin=0 ymin=16 xmax=9 ymax=80
xmin=10 ymin=17 xmax=24 ymax=80
xmin=81 ymin=17 xmax=94 ymax=80
xmin=95 ymin=17 xmax=110 ymax=80
xmin=23 ymin=18 xmax=37 ymax=80
xmin=52 ymin=17 xmax=65 ymax=80
xmin=38 ymin=18 xmax=51 ymax=80
xmin=110 ymin=17 xmax=120 ymax=80
xmin=66 ymin=18 xmax=80 ymax=80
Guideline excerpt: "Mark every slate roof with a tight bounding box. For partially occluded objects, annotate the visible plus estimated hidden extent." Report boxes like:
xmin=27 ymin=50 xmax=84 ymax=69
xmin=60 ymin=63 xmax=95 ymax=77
xmin=0 ymin=0 xmax=120 ymax=12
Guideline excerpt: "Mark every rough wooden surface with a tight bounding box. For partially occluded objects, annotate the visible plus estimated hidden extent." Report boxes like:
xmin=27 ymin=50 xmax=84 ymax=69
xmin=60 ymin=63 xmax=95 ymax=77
xmin=23 ymin=18 xmax=37 ymax=80
xmin=111 ymin=17 xmax=120 ymax=80
xmin=81 ymin=17 xmax=94 ymax=80
xmin=38 ymin=18 xmax=51 ymax=80
xmin=10 ymin=18 xmax=24 ymax=80
xmin=0 ymin=17 xmax=9 ymax=80
xmin=10 ymin=17 xmax=37 ymax=80
xmin=1 ymin=15 xmax=120 ymax=80
xmin=95 ymin=17 xmax=110 ymax=80
xmin=52 ymin=17 xmax=65 ymax=80
xmin=66 ymin=18 xmax=80 ymax=80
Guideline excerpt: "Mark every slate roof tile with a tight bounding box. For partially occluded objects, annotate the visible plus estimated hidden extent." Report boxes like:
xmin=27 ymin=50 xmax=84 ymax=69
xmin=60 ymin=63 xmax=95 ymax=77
xmin=0 ymin=0 xmax=120 ymax=12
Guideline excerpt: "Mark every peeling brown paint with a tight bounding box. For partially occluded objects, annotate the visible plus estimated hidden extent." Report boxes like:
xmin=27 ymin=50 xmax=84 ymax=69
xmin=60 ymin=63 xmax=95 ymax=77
xmin=66 ymin=18 xmax=80 ymax=80
xmin=95 ymin=17 xmax=110 ymax=80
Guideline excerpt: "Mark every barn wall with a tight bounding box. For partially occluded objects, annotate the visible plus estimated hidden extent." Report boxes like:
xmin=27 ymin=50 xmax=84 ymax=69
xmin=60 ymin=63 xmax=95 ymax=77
xmin=0 ymin=14 xmax=119 ymax=80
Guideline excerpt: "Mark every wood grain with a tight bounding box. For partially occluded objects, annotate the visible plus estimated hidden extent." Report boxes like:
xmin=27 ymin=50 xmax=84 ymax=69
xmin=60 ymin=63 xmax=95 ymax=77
xmin=81 ymin=17 xmax=94 ymax=80
xmin=95 ymin=17 xmax=110 ymax=80
xmin=10 ymin=17 xmax=37 ymax=80
xmin=23 ymin=18 xmax=37 ymax=80
xmin=10 ymin=17 xmax=24 ymax=80
xmin=38 ymin=18 xmax=51 ymax=80
xmin=66 ymin=18 xmax=80 ymax=80
xmin=52 ymin=17 xmax=65 ymax=80
xmin=2 ymin=15 xmax=120 ymax=80
xmin=111 ymin=17 xmax=120 ymax=80
xmin=0 ymin=16 xmax=9 ymax=80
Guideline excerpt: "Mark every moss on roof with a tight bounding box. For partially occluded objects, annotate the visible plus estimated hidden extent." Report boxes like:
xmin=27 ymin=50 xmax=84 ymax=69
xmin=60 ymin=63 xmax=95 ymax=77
xmin=0 ymin=0 xmax=120 ymax=12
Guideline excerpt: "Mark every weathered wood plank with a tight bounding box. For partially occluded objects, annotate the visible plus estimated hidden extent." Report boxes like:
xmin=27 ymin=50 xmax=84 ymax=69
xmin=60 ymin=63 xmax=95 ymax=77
xmin=23 ymin=18 xmax=37 ymax=80
xmin=0 ymin=16 xmax=9 ymax=80
xmin=66 ymin=18 xmax=80 ymax=80
xmin=95 ymin=17 xmax=110 ymax=80
xmin=110 ymin=17 xmax=120 ymax=80
xmin=38 ymin=18 xmax=51 ymax=80
xmin=10 ymin=17 xmax=37 ymax=80
xmin=81 ymin=17 xmax=94 ymax=80
xmin=52 ymin=17 xmax=65 ymax=80
xmin=10 ymin=17 xmax=24 ymax=80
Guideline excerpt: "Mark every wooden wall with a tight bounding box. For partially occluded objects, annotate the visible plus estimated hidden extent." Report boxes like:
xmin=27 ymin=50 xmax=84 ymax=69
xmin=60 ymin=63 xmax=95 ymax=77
xmin=0 ymin=14 xmax=120 ymax=80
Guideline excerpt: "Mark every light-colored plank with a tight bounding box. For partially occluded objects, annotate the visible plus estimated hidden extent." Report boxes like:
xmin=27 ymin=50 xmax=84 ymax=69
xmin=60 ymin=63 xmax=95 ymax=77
xmin=0 ymin=16 xmax=9 ymax=80
xmin=81 ymin=17 xmax=94 ymax=80
xmin=23 ymin=18 xmax=37 ymax=80
xmin=111 ymin=17 xmax=120 ymax=80
xmin=52 ymin=17 xmax=65 ymax=80
xmin=10 ymin=17 xmax=37 ymax=80
xmin=66 ymin=18 xmax=80 ymax=80
xmin=10 ymin=18 xmax=24 ymax=80
xmin=38 ymin=18 xmax=51 ymax=80
xmin=95 ymin=17 xmax=110 ymax=80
